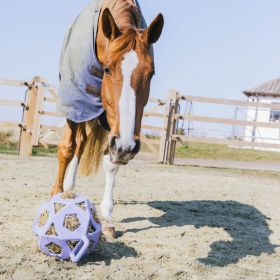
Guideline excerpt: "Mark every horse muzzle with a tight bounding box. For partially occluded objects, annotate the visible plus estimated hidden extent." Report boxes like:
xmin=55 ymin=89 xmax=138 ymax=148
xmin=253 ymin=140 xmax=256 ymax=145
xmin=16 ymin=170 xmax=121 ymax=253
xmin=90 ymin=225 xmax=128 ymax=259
xmin=109 ymin=136 xmax=141 ymax=165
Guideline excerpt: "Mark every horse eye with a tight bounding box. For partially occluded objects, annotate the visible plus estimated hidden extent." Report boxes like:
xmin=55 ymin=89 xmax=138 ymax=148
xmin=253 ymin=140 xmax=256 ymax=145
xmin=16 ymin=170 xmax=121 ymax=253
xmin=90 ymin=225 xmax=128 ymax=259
xmin=103 ymin=66 xmax=111 ymax=75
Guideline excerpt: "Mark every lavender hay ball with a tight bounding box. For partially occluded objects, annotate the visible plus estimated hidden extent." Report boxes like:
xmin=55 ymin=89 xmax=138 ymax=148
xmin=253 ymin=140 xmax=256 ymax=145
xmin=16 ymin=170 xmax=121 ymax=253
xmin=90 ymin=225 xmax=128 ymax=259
xmin=32 ymin=192 xmax=101 ymax=263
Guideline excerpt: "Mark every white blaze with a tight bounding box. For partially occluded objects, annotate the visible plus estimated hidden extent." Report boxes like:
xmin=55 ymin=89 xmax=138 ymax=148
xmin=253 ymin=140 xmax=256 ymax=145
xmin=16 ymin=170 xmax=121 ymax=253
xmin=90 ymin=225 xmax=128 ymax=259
xmin=118 ymin=50 xmax=139 ymax=151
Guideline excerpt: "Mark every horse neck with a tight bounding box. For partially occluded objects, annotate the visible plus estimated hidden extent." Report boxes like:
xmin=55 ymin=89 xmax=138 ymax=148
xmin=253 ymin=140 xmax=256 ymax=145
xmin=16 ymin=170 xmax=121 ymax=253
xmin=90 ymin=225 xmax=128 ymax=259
xmin=96 ymin=0 xmax=139 ymax=65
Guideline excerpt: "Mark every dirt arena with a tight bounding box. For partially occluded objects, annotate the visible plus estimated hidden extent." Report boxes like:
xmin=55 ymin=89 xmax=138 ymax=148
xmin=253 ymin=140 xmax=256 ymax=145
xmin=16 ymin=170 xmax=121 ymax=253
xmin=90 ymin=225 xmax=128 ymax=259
xmin=1 ymin=154 xmax=280 ymax=280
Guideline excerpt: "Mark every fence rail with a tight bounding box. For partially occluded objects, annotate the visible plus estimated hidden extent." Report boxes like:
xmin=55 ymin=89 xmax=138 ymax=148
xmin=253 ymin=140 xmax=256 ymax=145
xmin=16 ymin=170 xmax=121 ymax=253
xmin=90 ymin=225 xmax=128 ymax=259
xmin=181 ymin=95 xmax=280 ymax=110
xmin=177 ymin=114 xmax=280 ymax=129
xmin=0 ymin=79 xmax=31 ymax=87
xmin=0 ymin=121 xmax=22 ymax=128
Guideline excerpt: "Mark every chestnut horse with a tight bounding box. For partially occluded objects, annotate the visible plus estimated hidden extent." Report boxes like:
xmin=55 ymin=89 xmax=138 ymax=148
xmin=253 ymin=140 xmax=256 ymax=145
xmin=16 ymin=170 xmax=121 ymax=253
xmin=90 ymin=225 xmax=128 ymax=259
xmin=51 ymin=0 xmax=164 ymax=237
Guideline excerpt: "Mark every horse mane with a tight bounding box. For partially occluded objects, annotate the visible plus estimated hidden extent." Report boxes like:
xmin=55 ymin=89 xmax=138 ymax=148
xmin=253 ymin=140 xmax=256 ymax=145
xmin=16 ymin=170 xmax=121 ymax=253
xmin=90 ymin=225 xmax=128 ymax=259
xmin=101 ymin=0 xmax=142 ymax=32
xmin=110 ymin=29 xmax=137 ymax=54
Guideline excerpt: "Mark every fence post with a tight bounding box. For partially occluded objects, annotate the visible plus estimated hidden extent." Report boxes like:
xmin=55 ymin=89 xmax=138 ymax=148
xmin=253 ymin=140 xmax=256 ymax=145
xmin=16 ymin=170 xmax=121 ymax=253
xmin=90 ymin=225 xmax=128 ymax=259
xmin=31 ymin=77 xmax=46 ymax=146
xmin=158 ymin=90 xmax=180 ymax=164
xmin=168 ymin=91 xmax=180 ymax=164
xmin=19 ymin=76 xmax=45 ymax=156
xmin=158 ymin=93 xmax=170 ymax=164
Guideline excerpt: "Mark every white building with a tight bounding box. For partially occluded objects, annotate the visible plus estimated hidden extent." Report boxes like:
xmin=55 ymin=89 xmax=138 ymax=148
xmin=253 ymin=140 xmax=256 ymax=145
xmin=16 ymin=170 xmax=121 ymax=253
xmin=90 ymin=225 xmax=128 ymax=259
xmin=244 ymin=77 xmax=280 ymax=151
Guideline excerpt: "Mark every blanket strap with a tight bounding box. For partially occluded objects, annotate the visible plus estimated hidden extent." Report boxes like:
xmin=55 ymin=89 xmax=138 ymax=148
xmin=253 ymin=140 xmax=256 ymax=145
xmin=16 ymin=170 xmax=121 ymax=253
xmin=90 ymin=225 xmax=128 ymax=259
xmin=86 ymin=84 xmax=101 ymax=97
xmin=90 ymin=65 xmax=104 ymax=79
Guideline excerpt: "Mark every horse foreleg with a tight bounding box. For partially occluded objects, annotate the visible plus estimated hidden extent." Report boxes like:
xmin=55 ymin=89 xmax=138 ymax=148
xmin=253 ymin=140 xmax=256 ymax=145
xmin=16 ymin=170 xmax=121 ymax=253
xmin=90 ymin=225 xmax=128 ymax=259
xmin=64 ymin=123 xmax=86 ymax=191
xmin=100 ymin=154 xmax=120 ymax=238
xmin=51 ymin=120 xmax=76 ymax=196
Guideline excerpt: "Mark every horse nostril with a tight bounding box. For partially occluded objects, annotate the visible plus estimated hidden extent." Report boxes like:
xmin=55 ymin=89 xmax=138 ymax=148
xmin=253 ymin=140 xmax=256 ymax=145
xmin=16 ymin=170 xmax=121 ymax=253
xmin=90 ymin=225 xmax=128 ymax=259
xmin=109 ymin=136 xmax=117 ymax=151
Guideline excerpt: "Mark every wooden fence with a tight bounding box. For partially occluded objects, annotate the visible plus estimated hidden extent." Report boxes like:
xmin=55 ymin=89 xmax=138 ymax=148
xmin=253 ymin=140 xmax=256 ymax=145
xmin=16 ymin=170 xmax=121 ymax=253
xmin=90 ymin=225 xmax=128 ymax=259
xmin=0 ymin=77 xmax=166 ymax=157
xmin=159 ymin=93 xmax=280 ymax=164
xmin=0 ymin=77 xmax=61 ymax=155
xmin=2 ymin=77 xmax=280 ymax=163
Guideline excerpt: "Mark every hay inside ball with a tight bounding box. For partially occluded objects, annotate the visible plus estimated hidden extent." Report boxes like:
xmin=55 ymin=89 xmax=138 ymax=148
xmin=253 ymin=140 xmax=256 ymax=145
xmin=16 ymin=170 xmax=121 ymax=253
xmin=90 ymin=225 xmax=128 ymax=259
xmin=33 ymin=192 xmax=102 ymax=263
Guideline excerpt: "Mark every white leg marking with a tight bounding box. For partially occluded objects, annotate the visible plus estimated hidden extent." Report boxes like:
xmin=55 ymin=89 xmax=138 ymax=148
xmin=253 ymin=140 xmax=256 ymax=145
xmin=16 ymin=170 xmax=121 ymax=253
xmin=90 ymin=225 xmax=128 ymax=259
xmin=64 ymin=156 xmax=78 ymax=191
xmin=118 ymin=50 xmax=139 ymax=151
xmin=100 ymin=154 xmax=120 ymax=221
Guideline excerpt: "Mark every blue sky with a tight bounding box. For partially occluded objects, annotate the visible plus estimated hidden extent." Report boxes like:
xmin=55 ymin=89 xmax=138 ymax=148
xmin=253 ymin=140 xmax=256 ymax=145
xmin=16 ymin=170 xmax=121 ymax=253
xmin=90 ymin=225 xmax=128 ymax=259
xmin=1 ymin=1 xmax=280 ymax=136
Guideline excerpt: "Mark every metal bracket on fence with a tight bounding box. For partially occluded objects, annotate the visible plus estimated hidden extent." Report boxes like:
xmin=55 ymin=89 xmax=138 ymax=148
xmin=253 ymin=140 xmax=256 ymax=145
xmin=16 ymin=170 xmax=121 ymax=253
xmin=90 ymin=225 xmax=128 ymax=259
xmin=173 ymin=135 xmax=188 ymax=146
xmin=19 ymin=124 xmax=27 ymax=131
xmin=24 ymin=82 xmax=33 ymax=88
xmin=19 ymin=126 xmax=32 ymax=135
xmin=174 ymin=114 xmax=184 ymax=120
xmin=20 ymin=102 xmax=27 ymax=108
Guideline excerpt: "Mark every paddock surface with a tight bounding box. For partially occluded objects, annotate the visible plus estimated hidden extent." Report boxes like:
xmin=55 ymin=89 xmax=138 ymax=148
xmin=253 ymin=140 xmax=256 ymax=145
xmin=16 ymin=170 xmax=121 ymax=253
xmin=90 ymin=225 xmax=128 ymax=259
xmin=1 ymin=154 xmax=280 ymax=280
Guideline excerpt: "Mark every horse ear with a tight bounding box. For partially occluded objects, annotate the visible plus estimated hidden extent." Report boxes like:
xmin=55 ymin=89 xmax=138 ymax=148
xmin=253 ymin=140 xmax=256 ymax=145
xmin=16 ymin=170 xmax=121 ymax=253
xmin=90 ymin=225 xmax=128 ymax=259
xmin=144 ymin=13 xmax=164 ymax=45
xmin=102 ymin=8 xmax=121 ymax=41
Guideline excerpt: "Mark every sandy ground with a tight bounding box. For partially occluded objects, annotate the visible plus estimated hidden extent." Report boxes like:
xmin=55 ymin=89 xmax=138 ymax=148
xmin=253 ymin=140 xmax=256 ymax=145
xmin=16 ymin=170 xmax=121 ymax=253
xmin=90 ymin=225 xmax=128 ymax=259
xmin=1 ymin=154 xmax=280 ymax=280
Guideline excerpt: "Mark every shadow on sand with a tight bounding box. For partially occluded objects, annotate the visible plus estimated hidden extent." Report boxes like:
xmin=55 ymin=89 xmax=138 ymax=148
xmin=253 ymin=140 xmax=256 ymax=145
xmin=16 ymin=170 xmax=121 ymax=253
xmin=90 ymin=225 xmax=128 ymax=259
xmin=121 ymin=200 xmax=278 ymax=267
xmin=78 ymin=241 xmax=138 ymax=266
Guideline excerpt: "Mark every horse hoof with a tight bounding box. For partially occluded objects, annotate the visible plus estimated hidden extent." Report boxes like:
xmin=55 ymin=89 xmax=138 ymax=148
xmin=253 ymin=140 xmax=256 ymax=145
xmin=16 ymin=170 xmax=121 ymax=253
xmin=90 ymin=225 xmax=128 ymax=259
xmin=102 ymin=225 xmax=117 ymax=240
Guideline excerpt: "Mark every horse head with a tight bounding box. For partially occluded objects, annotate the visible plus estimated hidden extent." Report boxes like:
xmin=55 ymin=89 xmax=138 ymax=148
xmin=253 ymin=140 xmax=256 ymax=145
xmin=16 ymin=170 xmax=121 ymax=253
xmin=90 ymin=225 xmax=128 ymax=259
xmin=99 ymin=8 xmax=164 ymax=165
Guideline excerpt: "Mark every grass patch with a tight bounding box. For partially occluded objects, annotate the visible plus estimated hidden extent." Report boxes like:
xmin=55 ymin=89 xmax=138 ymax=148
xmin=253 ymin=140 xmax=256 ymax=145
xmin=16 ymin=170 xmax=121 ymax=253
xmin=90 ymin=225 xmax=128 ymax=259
xmin=0 ymin=143 xmax=58 ymax=156
xmin=0 ymin=129 xmax=58 ymax=157
xmin=138 ymin=137 xmax=280 ymax=162
xmin=176 ymin=142 xmax=280 ymax=162
xmin=0 ymin=130 xmax=18 ymax=155
xmin=1 ymin=127 xmax=279 ymax=162
xmin=1 ymin=141 xmax=279 ymax=162
xmin=144 ymin=134 xmax=160 ymax=140
xmin=32 ymin=146 xmax=57 ymax=156
xmin=0 ymin=142 xmax=18 ymax=155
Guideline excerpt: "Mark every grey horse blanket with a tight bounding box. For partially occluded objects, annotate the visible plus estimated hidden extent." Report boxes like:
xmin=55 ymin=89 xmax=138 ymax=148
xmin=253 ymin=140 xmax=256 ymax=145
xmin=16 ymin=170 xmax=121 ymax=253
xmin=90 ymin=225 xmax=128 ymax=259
xmin=57 ymin=0 xmax=148 ymax=123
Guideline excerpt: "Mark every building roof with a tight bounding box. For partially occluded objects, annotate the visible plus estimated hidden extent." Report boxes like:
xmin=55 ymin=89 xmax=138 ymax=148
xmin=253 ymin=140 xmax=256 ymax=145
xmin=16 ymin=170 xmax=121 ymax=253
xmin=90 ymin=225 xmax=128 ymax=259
xmin=243 ymin=77 xmax=280 ymax=97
